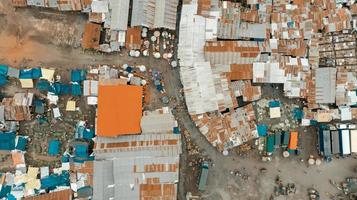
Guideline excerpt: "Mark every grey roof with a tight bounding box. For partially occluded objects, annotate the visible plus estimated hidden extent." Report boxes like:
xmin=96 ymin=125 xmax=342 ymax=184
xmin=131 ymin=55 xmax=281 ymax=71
xmin=0 ymin=105 xmax=4 ymax=123
xmin=27 ymin=0 xmax=45 ymax=7
xmin=7 ymin=67 xmax=19 ymax=78
xmin=140 ymin=111 xmax=175 ymax=134
xmin=47 ymin=0 xmax=58 ymax=8
xmin=331 ymin=130 xmax=340 ymax=154
xmin=93 ymin=133 xmax=181 ymax=200
xmin=113 ymin=157 xmax=179 ymax=199
xmin=109 ymin=0 xmax=129 ymax=30
xmin=93 ymin=160 xmax=115 ymax=200
xmin=131 ymin=0 xmax=178 ymax=30
xmin=322 ymin=130 xmax=332 ymax=156
xmin=315 ymin=67 xmax=336 ymax=104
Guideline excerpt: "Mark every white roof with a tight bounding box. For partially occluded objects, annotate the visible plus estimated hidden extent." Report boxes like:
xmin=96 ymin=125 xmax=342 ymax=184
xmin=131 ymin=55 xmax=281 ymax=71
xmin=180 ymin=62 xmax=218 ymax=115
xmin=91 ymin=0 xmax=109 ymax=13
xmin=340 ymin=106 xmax=352 ymax=121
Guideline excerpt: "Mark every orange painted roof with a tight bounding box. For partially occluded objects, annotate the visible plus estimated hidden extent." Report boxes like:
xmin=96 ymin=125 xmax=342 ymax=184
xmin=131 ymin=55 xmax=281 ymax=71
xmin=288 ymin=131 xmax=298 ymax=150
xmin=97 ymin=84 xmax=143 ymax=137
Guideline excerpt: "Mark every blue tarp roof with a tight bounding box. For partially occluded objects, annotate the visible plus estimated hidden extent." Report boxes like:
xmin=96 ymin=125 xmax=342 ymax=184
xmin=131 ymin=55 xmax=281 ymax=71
xmin=71 ymin=83 xmax=82 ymax=96
xmin=257 ymin=125 xmax=268 ymax=137
xmin=36 ymin=80 xmax=51 ymax=92
xmin=61 ymin=154 xmax=70 ymax=163
xmin=72 ymin=155 xmax=94 ymax=164
xmin=0 ymin=75 xmax=7 ymax=86
xmin=293 ymin=108 xmax=304 ymax=120
xmin=83 ymin=129 xmax=95 ymax=139
xmin=0 ymin=132 xmax=16 ymax=151
xmin=16 ymin=136 xmax=27 ymax=151
xmin=48 ymin=140 xmax=60 ymax=156
xmin=40 ymin=171 xmax=70 ymax=190
xmin=0 ymin=65 xmax=8 ymax=76
xmin=0 ymin=185 xmax=11 ymax=198
xmin=71 ymin=69 xmax=87 ymax=82
xmin=75 ymin=144 xmax=88 ymax=158
xmin=266 ymin=135 xmax=275 ymax=153
xmin=34 ymin=99 xmax=45 ymax=114
xmin=19 ymin=68 xmax=42 ymax=79
xmin=173 ymin=127 xmax=180 ymax=134
xmin=269 ymin=101 xmax=280 ymax=108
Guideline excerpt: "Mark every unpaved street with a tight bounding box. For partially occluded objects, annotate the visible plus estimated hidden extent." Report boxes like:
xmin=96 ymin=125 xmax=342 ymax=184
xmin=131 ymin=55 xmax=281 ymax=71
xmin=0 ymin=1 xmax=356 ymax=199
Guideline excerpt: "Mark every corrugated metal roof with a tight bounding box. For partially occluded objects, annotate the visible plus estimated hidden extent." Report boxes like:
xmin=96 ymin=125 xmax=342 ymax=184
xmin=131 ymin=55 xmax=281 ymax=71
xmin=131 ymin=0 xmax=178 ymax=29
xmin=23 ymin=189 xmax=72 ymax=200
xmin=109 ymin=0 xmax=129 ymax=30
xmin=180 ymin=62 xmax=218 ymax=115
xmin=93 ymin=160 xmax=115 ymax=200
xmin=140 ymin=109 xmax=176 ymax=134
xmin=315 ymin=67 xmax=336 ymax=104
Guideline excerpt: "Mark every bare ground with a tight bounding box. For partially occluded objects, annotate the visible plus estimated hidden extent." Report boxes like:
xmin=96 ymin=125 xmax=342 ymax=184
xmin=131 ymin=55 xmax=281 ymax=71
xmin=0 ymin=1 xmax=356 ymax=200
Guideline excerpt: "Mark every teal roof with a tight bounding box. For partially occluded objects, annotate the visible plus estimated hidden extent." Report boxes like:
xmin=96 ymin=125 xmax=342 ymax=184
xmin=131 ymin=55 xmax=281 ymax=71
xmin=15 ymin=136 xmax=27 ymax=151
xmin=48 ymin=140 xmax=60 ymax=156
xmin=0 ymin=132 xmax=16 ymax=151
xmin=257 ymin=125 xmax=268 ymax=137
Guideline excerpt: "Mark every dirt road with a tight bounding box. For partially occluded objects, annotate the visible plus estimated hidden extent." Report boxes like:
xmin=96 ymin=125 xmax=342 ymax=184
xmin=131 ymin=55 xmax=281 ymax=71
xmin=0 ymin=1 xmax=356 ymax=200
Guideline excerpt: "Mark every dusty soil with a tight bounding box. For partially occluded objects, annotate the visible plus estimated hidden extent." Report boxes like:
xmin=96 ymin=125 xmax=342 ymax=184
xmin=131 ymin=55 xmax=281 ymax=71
xmin=0 ymin=0 xmax=357 ymax=199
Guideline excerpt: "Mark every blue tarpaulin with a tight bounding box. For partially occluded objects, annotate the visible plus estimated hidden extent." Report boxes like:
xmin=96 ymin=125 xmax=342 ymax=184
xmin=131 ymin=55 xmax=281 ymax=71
xmin=0 ymin=185 xmax=11 ymax=198
xmin=269 ymin=101 xmax=280 ymax=108
xmin=75 ymin=144 xmax=88 ymax=158
xmin=71 ymin=69 xmax=87 ymax=82
xmin=0 ymin=65 xmax=8 ymax=76
xmin=83 ymin=129 xmax=94 ymax=139
xmin=32 ymin=68 xmax=42 ymax=79
xmin=61 ymin=154 xmax=70 ymax=163
xmin=293 ymin=108 xmax=304 ymax=120
xmin=51 ymin=82 xmax=71 ymax=95
xmin=19 ymin=68 xmax=42 ymax=79
xmin=48 ymin=140 xmax=60 ymax=156
xmin=16 ymin=136 xmax=27 ymax=151
xmin=73 ymin=155 xmax=94 ymax=163
xmin=36 ymin=80 xmax=51 ymax=91
xmin=40 ymin=171 xmax=70 ymax=190
xmin=7 ymin=194 xmax=16 ymax=200
xmin=0 ymin=75 xmax=7 ymax=86
xmin=0 ymin=132 xmax=16 ymax=151
xmin=173 ymin=127 xmax=180 ymax=134
xmin=257 ymin=125 xmax=268 ymax=137
xmin=126 ymin=66 xmax=133 ymax=73
xmin=34 ymin=99 xmax=45 ymax=114
xmin=71 ymin=83 xmax=82 ymax=96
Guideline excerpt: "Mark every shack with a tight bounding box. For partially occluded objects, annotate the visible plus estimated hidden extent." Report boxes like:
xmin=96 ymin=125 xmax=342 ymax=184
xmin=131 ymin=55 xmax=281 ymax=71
xmin=331 ymin=130 xmax=340 ymax=154
xmin=198 ymin=161 xmax=209 ymax=191
xmin=319 ymin=130 xmax=332 ymax=157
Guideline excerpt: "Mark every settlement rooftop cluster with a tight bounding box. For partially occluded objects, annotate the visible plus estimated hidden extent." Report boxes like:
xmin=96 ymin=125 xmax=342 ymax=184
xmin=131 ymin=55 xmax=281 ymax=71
xmin=178 ymin=0 xmax=357 ymax=152
xmin=12 ymin=0 xmax=179 ymax=52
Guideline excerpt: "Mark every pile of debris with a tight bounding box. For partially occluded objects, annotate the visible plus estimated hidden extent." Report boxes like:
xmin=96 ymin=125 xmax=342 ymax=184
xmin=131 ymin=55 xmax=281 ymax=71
xmin=330 ymin=177 xmax=357 ymax=199
xmin=272 ymin=176 xmax=297 ymax=197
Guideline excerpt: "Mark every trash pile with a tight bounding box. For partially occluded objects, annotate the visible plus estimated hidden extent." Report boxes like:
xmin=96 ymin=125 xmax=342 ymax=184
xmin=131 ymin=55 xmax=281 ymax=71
xmin=308 ymin=188 xmax=320 ymax=200
xmin=254 ymin=99 xmax=300 ymax=132
xmin=330 ymin=177 xmax=357 ymax=199
xmin=272 ymin=176 xmax=297 ymax=197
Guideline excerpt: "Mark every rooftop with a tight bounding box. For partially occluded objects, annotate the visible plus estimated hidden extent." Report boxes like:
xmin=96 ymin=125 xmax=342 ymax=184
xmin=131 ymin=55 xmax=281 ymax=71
xmin=97 ymin=84 xmax=143 ymax=137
